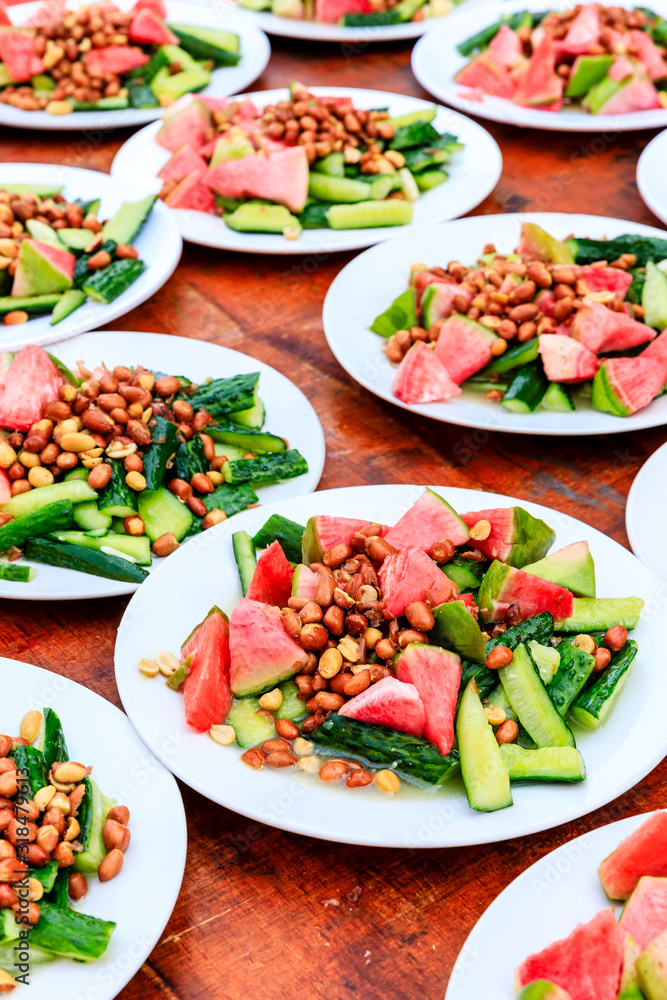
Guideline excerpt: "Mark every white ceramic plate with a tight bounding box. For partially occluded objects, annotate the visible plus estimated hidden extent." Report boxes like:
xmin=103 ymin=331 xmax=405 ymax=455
xmin=637 ymin=129 xmax=667 ymax=226
xmin=412 ymin=0 xmax=667 ymax=133
xmin=445 ymin=810 xmax=658 ymax=999
xmin=114 ymin=483 xmax=667 ymax=848
xmin=110 ymin=87 xmax=502 ymax=255
xmin=0 ymin=330 xmax=325 ymax=601
xmin=626 ymin=441 xmax=667 ymax=586
xmin=0 ymin=655 xmax=186 ymax=1000
xmin=323 ymin=211 xmax=667 ymax=436
xmin=0 ymin=164 xmax=182 ymax=355
xmin=0 ymin=0 xmax=271 ymax=131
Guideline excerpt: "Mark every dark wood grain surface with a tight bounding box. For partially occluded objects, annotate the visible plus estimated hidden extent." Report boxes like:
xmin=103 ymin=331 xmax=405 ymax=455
xmin=1 ymin=15 xmax=666 ymax=999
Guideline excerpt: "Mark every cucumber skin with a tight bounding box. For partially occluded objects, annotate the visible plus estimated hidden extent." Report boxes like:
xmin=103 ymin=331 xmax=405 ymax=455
xmin=502 ymin=360 xmax=549 ymax=413
xmin=312 ymin=713 xmax=459 ymax=785
xmin=10 ymin=745 xmax=47 ymax=798
xmin=0 ymin=480 xmax=95 ymax=519
xmin=500 ymin=643 xmax=575 ymax=749
xmin=143 ymin=416 xmax=179 ymax=491
xmin=485 ymin=612 xmax=555 ymax=654
xmin=173 ymin=435 xmax=207 ymax=483
xmin=0 ymin=500 xmax=74 ymax=550
xmin=24 ymin=538 xmax=148 ymax=583
xmin=50 ymin=288 xmax=87 ymax=325
xmin=570 ymin=640 xmax=638 ymax=729
xmin=137 ymin=487 xmax=193 ymax=543
xmin=82 ymin=259 xmax=146 ymax=304
xmin=97 ymin=461 xmax=138 ymax=518
xmin=557 ymin=598 xmax=644 ymax=632
xmin=0 ymin=563 xmax=34 ymax=582
xmin=189 ymin=373 xmax=260 ymax=419
xmin=457 ymin=680 xmax=512 ymax=811
xmin=0 ymin=293 xmax=62 ymax=315
xmin=102 ymin=194 xmax=156 ymax=246
xmin=232 ymin=530 xmax=256 ymax=596
xmin=202 ymin=483 xmax=258 ymax=516
xmin=252 ymin=514 xmax=305 ymax=564
xmin=226 ymin=698 xmax=275 ymax=747
xmin=208 ymin=423 xmax=286 ymax=454
xmin=223 ymin=449 xmax=308 ymax=485
xmin=40 ymin=707 xmax=68 ymax=773
xmin=499 ymin=744 xmax=586 ymax=783
xmin=327 ymin=200 xmax=414 ymax=229
xmin=548 ymin=642 xmax=595 ymax=716
xmin=308 ymin=173 xmax=369 ymax=204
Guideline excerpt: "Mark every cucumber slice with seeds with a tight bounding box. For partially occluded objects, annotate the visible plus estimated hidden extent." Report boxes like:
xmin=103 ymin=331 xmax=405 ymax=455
xmin=226 ymin=698 xmax=275 ymax=747
xmin=499 ymin=643 xmax=575 ymax=748
xmin=500 ymin=744 xmax=586 ymax=782
xmin=457 ymin=679 xmax=512 ymax=812
xmin=232 ymin=530 xmax=256 ymax=596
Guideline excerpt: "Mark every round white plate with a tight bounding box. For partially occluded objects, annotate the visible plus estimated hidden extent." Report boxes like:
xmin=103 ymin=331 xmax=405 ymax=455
xmin=114 ymin=483 xmax=667 ymax=848
xmin=0 ymin=164 xmax=182 ymax=354
xmin=323 ymin=211 xmax=667 ymax=436
xmin=637 ymin=128 xmax=667 ymax=226
xmin=0 ymin=655 xmax=186 ymax=1000
xmin=446 ymin=810 xmax=658 ymax=998
xmin=626 ymin=440 xmax=667 ymax=586
xmin=0 ymin=0 xmax=271 ymax=131
xmin=0 ymin=330 xmax=325 ymax=601
xmin=412 ymin=0 xmax=667 ymax=132
xmin=110 ymin=87 xmax=502 ymax=255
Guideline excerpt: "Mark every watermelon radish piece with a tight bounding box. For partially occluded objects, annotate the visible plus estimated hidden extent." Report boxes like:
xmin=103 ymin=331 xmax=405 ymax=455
xmin=458 ymin=591 xmax=478 ymax=615
xmin=165 ymin=169 xmax=215 ymax=213
xmin=559 ymin=2 xmax=601 ymax=56
xmin=302 ymin=515 xmax=388 ymax=564
xmin=291 ymin=563 xmax=319 ymax=601
xmin=454 ymin=53 xmax=517 ymax=99
xmin=132 ymin=0 xmax=167 ymax=16
xmin=523 ymin=540 xmax=595 ymax=599
xmin=129 ymin=6 xmax=177 ymax=45
xmin=536 ymin=289 xmax=557 ymax=318
xmin=0 ymin=469 xmax=10 ymax=504
xmin=460 ymin=506 xmax=555 ymax=567
xmin=641 ymin=328 xmax=667 ymax=367
xmin=609 ymin=55 xmax=635 ymax=82
xmin=572 ymin=304 xmax=655 ymax=354
xmin=181 ymin=606 xmax=231 ymax=732
xmin=434 ymin=314 xmax=499 ymax=384
xmin=413 ymin=269 xmax=447 ymax=307
xmin=488 ymin=24 xmax=524 ymax=68
xmin=0 ymin=29 xmax=38 ymax=81
xmin=392 ymin=342 xmax=462 ymax=406
xmin=516 ymin=985 xmax=572 ymax=1000
xmin=384 ymin=487 xmax=469 ymax=551
xmin=0 ymin=2 xmax=11 ymax=27
xmin=578 ymin=266 xmax=633 ymax=298
xmin=538 ymin=334 xmax=598 ymax=383
xmin=395 ymin=644 xmax=462 ymax=754
xmin=378 ymin=545 xmax=458 ymax=618
xmin=84 ymin=45 xmax=149 ymax=78
xmin=0 ymin=345 xmax=62 ymax=432
xmin=630 ymin=29 xmax=667 ymax=81
xmin=478 ymin=560 xmax=573 ymax=624
xmin=246 ymin=541 xmax=294 ymax=609
xmin=229 ymin=598 xmax=311 ymax=696
xmin=514 ymin=908 xmax=624 ymax=1000
xmin=338 ymin=676 xmax=425 ymax=738
xmin=598 ymin=812 xmax=667 ymax=901
xmin=205 ymin=146 xmax=310 ymax=215
xmin=620 ymin=877 xmax=667 ymax=951
xmin=420 ymin=281 xmax=473 ymax=325
xmin=514 ymin=35 xmax=563 ymax=107
xmin=157 ymin=145 xmax=208 ymax=183
xmin=23 ymin=0 xmax=65 ymax=28
xmin=593 ymin=356 xmax=667 ymax=416
xmin=12 ymin=239 xmax=75 ymax=299
xmin=595 ymin=71 xmax=660 ymax=114
xmin=314 ymin=0 xmax=371 ymax=21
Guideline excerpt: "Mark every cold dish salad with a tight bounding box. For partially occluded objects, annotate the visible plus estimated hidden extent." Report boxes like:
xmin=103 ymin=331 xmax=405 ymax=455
xmin=0 ymin=184 xmax=156 ymax=329
xmin=143 ymin=488 xmax=643 ymax=808
xmin=374 ymin=222 xmax=667 ymax=417
xmin=455 ymin=4 xmax=667 ymax=116
xmin=0 ymin=345 xmax=308 ymax=586
xmin=0 ymin=706 xmax=131 ymax=990
xmin=156 ymin=84 xmax=463 ymax=240
xmin=237 ymin=0 xmax=456 ymax=29
xmin=514 ymin=810 xmax=667 ymax=1000
xmin=0 ymin=0 xmax=241 ymax=115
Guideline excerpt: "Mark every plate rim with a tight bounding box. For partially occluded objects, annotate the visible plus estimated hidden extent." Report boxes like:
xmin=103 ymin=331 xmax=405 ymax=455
xmin=227 ymin=2 xmax=442 ymax=41
xmin=637 ymin=128 xmax=667 ymax=227
xmin=626 ymin=438 xmax=667 ymax=584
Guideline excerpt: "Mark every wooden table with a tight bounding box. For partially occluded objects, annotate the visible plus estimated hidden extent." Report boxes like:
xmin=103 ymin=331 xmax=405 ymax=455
xmin=1 ymin=19 xmax=666 ymax=1000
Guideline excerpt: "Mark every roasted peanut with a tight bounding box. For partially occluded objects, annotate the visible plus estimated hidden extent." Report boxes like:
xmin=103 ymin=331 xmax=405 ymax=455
xmin=430 ymin=538 xmax=455 ymax=563
xmin=98 ymin=848 xmax=123 ymax=882
xmin=485 ymin=645 xmax=514 ymax=669
xmin=319 ymin=760 xmax=349 ymax=782
xmin=152 ymin=533 xmax=179 ymax=557
xmin=495 ymin=720 xmax=519 ymax=745
xmin=405 ymin=601 xmax=435 ymax=632
xmin=102 ymin=819 xmax=131 ymax=853
xmin=604 ymin=625 xmax=628 ymax=651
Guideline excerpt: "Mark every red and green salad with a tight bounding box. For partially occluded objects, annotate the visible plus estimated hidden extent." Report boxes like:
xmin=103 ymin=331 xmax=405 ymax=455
xmin=514 ymin=810 xmax=667 ymax=1000
xmin=0 ymin=184 xmax=156 ymax=329
xmin=237 ymin=0 xmax=455 ymax=29
xmin=0 ymin=706 xmax=131 ymax=990
xmin=455 ymin=4 xmax=667 ymax=116
xmin=143 ymin=487 xmax=643 ymax=808
xmin=0 ymin=344 xmax=308 ymax=586
xmin=0 ymin=0 xmax=240 ymax=115
xmin=156 ymin=84 xmax=462 ymax=240
xmin=373 ymin=221 xmax=667 ymax=417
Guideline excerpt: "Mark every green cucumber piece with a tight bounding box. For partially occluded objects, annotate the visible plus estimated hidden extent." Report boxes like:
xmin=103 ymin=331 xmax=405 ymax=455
xmin=54 ymin=228 xmax=93 ymax=253
xmin=127 ymin=79 xmax=159 ymax=109
xmin=312 ymin=713 xmax=459 ymax=785
xmin=76 ymin=777 xmax=116 ymax=873
xmin=24 ymin=538 xmax=148 ymax=583
xmin=388 ymin=107 xmax=437 ymax=129
xmin=232 ymin=530 xmax=256 ymax=596
xmin=97 ymin=461 xmax=137 ymax=519
xmin=1 ymin=184 xmax=63 ymax=196
xmin=71 ymin=95 xmax=129 ymax=110
xmin=173 ymin=435 xmax=207 ymax=483
xmin=137 ymin=487 xmax=193 ymax=543
xmin=548 ymin=640 xmax=595 ymax=716
xmin=276 ymin=680 xmax=307 ymax=721
xmin=500 ymin=744 xmax=586 ymax=782
xmin=202 ymin=483 xmax=258 ymax=516
xmin=443 ymin=562 xmax=484 ymax=591
xmin=0 ymin=481 xmax=95 ymax=519
xmin=50 ymin=530 xmax=151 ymax=565
xmin=72 ymin=500 xmax=111 ymax=533
xmin=228 ymin=397 xmax=264 ymax=429
xmin=486 ymin=612 xmax=555 ymax=654
xmin=189 ymin=373 xmax=260 ymax=419
xmin=46 ymin=352 xmax=81 ymax=388
xmin=252 ymin=514 xmax=305 ymax=564
xmin=327 ymin=200 xmax=413 ymax=229
xmin=0 ymin=563 xmax=36 ymax=582
xmin=0 ymin=293 xmax=63 ymax=315
xmin=570 ymin=639 xmax=637 ymax=729
xmin=29 ymin=859 xmax=59 ymax=893
xmin=415 ymin=169 xmax=448 ymax=192
xmin=486 ymin=682 xmax=516 ymax=721
xmin=226 ymin=698 xmax=275 ymax=747
xmin=642 ymin=259 xmax=667 ymax=330
xmin=541 ymin=381 xmax=575 ymax=412
xmin=28 ymin=902 xmax=116 ymax=962
xmin=10 ymin=745 xmax=47 ymax=798
xmin=312 ymin=152 xmax=345 ymax=177
xmin=341 ymin=9 xmax=401 ymax=24
xmin=143 ymin=416 xmax=179 ymax=491
xmin=224 ymin=202 xmax=301 ymax=234
xmin=500 ymin=643 xmax=575 ymax=748
xmin=50 ymin=288 xmax=87 ymax=325
xmin=368 ymin=174 xmax=395 ymax=201
xmin=457 ymin=679 xmax=512 ymax=811
xmin=308 ymin=173 xmax=370 ymax=203
xmin=73 ymin=240 xmax=117 ymax=288
xmin=476 ymin=337 xmax=540 ymax=377
xmin=26 ymin=219 xmax=62 ymax=246
xmin=223 ymin=449 xmax=308 ymax=485
xmin=208 ymin=424 xmax=286 ymax=454
xmin=370 ymin=287 xmax=418 ymax=338
xmin=393 ymin=0 xmax=427 ymax=21
xmin=501 ymin=360 xmax=549 ymax=413
xmin=38 ymin=707 xmax=68 ymax=773
xmin=527 ymin=639 xmax=560 ymax=685
xmin=82 ymin=258 xmax=147 ymax=304
xmin=556 ymin=597 xmax=643 ymax=632
xmin=102 ymin=194 xmax=156 ymax=246
xmin=0 ymin=499 xmax=74 ymax=550
xmin=458 ymin=661 xmax=499 ymax=705
xmin=168 ymin=24 xmax=241 ymax=65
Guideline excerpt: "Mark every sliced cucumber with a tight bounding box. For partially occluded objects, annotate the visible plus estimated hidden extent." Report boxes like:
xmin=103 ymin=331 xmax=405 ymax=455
xmin=26 ymin=219 xmax=62 ymax=246
xmin=276 ymin=680 xmax=307 ymax=721
xmin=75 ymin=778 xmax=116 ymax=873
xmin=226 ymin=698 xmax=275 ymax=747
xmin=0 ymin=293 xmax=63 ymax=315
xmin=2 ymin=184 xmax=62 ymax=196
xmin=501 ymin=360 xmax=549 ymax=414
xmin=50 ymin=288 xmax=87 ymax=326
xmin=224 ymin=203 xmax=301 ymax=234
xmin=327 ymin=200 xmax=413 ymax=229
xmin=548 ymin=640 xmax=595 ymax=716
xmin=570 ymin=639 xmax=637 ymax=729
xmin=527 ymin=639 xmax=560 ymax=685
xmin=0 ymin=563 xmax=36 ymax=582
xmin=388 ymin=107 xmax=437 ymax=129
xmin=137 ymin=487 xmax=194 ymax=543
xmin=57 ymin=228 xmax=94 ymax=252
xmin=97 ymin=462 xmax=137 ymax=519
xmin=415 ymin=169 xmax=448 ymax=192
xmin=101 ymin=194 xmax=156 ymax=246
xmin=369 ymin=175 xmax=395 ymax=201
xmin=252 ymin=514 xmax=304 ymax=564
xmin=556 ymin=597 xmax=643 ymax=632
xmin=312 ymin=152 xmax=345 ymax=178
xmin=223 ymin=449 xmax=308 ymax=485
xmin=24 ymin=538 xmax=148 ymax=583
xmin=208 ymin=424 xmax=286 ymax=454
xmin=457 ymin=679 xmax=512 ymax=812
xmin=642 ymin=259 xmax=667 ymax=330
xmin=0 ymin=481 xmax=95 ymax=519
xmin=82 ymin=259 xmax=147 ymax=304
xmin=231 ymin=397 xmax=265 ymax=429
xmin=51 ymin=530 xmax=151 ymax=566
xmin=499 ymin=643 xmax=575 ymax=748
xmin=477 ymin=337 xmax=540 ymax=377
xmin=232 ymin=530 xmax=256 ymax=596
xmin=72 ymin=500 xmax=111 ymax=533
xmin=541 ymin=381 xmax=575 ymax=412
xmin=0 ymin=499 xmax=74 ymax=550
xmin=168 ymin=24 xmax=241 ymax=65
xmin=308 ymin=173 xmax=369 ymax=204
xmin=500 ymin=744 xmax=586 ymax=782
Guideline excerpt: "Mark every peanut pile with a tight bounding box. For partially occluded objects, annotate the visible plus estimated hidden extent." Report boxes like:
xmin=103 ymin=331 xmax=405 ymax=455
xmin=0 ymin=709 xmax=130 ymax=930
